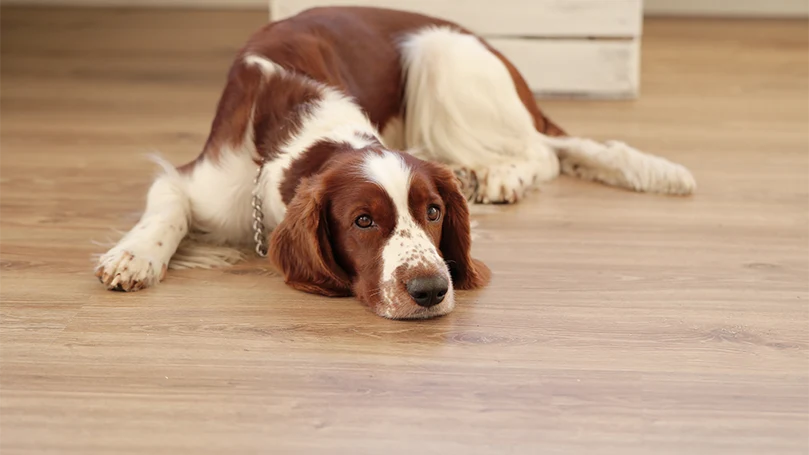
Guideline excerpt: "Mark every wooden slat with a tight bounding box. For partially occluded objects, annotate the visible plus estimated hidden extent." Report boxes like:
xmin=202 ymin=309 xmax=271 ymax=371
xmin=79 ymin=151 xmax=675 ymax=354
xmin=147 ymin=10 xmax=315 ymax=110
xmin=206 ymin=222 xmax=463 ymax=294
xmin=270 ymin=0 xmax=644 ymax=38
xmin=488 ymin=38 xmax=640 ymax=98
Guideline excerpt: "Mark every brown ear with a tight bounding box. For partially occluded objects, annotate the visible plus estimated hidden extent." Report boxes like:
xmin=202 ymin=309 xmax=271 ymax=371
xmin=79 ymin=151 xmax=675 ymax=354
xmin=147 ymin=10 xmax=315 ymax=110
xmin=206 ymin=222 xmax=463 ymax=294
xmin=427 ymin=163 xmax=491 ymax=290
xmin=268 ymin=176 xmax=352 ymax=297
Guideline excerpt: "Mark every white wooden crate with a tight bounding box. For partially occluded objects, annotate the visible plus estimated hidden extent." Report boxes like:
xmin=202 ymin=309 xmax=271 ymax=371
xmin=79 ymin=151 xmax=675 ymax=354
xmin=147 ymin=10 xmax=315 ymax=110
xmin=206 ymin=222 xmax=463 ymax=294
xmin=269 ymin=0 xmax=642 ymax=98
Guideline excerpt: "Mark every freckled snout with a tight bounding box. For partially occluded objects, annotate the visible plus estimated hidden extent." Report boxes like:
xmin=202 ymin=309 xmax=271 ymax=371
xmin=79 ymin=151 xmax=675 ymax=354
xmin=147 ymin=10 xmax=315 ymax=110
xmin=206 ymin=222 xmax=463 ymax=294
xmin=406 ymin=275 xmax=449 ymax=307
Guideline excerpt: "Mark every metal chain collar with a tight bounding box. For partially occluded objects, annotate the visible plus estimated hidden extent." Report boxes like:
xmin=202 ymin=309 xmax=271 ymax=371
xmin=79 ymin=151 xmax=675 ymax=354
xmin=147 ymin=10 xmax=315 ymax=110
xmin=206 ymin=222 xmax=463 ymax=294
xmin=251 ymin=162 xmax=268 ymax=257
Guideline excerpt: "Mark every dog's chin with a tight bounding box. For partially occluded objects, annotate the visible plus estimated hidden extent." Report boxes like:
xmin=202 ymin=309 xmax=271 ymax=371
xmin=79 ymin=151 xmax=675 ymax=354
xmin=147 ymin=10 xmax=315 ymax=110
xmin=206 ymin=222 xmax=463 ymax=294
xmin=374 ymin=292 xmax=456 ymax=320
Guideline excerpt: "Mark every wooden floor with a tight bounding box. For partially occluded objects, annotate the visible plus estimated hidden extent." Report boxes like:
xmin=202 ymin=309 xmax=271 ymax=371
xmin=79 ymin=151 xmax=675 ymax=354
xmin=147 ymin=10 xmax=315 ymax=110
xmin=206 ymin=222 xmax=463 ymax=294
xmin=1 ymin=8 xmax=807 ymax=455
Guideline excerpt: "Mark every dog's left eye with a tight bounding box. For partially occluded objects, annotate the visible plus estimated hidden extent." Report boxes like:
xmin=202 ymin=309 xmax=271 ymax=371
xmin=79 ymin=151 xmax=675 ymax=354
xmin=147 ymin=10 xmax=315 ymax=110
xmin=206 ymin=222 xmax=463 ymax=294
xmin=426 ymin=205 xmax=441 ymax=222
xmin=355 ymin=215 xmax=374 ymax=229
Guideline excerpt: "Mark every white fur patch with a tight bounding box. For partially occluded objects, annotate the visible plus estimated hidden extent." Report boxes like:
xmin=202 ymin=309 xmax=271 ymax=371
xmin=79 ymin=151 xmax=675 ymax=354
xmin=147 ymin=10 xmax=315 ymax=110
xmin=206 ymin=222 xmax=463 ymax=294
xmin=186 ymin=147 xmax=261 ymax=244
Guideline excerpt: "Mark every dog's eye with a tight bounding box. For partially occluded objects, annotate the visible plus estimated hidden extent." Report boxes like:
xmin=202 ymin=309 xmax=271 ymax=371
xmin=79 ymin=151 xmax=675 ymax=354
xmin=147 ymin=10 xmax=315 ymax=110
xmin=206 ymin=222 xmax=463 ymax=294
xmin=427 ymin=205 xmax=441 ymax=222
xmin=355 ymin=215 xmax=373 ymax=229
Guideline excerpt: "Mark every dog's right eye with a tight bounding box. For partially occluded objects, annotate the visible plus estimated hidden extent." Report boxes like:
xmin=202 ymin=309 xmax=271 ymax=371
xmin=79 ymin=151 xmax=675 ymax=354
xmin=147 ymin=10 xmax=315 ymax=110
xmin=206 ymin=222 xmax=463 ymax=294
xmin=354 ymin=215 xmax=373 ymax=229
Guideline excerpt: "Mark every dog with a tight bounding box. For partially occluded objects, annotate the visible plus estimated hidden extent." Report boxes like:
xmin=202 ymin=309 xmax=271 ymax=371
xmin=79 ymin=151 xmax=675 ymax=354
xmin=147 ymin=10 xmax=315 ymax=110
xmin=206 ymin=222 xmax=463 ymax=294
xmin=94 ymin=7 xmax=696 ymax=319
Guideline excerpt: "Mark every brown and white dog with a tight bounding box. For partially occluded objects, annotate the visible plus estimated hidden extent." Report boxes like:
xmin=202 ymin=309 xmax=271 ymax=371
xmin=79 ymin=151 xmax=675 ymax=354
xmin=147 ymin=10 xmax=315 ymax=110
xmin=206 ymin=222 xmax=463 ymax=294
xmin=94 ymin=7 xmax=695 ymax=319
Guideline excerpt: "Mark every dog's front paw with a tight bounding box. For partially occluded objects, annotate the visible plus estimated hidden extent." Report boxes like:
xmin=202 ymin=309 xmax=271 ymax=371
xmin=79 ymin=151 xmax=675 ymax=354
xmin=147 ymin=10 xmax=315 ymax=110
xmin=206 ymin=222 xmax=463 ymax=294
xmin=95 ymin=248 xmax=167 ymax=292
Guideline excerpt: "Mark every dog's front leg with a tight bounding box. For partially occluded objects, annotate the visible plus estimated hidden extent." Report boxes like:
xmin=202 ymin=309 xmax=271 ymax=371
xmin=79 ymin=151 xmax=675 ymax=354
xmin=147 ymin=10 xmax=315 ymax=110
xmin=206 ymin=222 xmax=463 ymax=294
xmin=95 ymin=171 xmax=189 ymax=291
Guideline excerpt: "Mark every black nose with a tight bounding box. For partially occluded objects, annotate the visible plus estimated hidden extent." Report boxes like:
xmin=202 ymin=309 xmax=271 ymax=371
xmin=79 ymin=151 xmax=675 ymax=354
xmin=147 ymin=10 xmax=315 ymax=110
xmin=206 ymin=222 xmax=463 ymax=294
xmin=406 ymin=276 xmax=449 ymax=307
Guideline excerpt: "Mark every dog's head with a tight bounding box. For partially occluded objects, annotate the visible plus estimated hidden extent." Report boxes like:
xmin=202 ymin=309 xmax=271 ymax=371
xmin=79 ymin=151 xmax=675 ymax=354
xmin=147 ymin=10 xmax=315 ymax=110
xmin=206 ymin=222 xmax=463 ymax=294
xmin=269 ymin=148 xmax=490 ymax=319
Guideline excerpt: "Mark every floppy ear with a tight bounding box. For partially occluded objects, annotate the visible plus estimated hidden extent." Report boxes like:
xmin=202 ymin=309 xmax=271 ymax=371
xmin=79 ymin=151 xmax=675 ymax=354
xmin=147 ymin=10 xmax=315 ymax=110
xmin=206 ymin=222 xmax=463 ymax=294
xmin=268 ymin=176 xmax=352 ymax=297
xmin=427 ymin=163 xmax=491 ymax=290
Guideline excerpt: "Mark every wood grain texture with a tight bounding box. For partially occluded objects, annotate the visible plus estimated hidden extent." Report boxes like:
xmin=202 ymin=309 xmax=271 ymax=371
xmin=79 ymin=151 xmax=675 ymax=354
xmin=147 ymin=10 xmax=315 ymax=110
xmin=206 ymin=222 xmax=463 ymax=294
xmin=1 ymin=8 xmax=807 ymax=455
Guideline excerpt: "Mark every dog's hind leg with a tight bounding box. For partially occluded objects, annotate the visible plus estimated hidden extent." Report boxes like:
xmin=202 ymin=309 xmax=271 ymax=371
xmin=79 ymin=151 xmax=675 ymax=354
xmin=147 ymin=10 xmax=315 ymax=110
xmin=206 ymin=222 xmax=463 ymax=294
xmin=540 ymin=136 xmax=697 ymax=195
xmin=399 ymin=26 xmax=560 ymax=204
